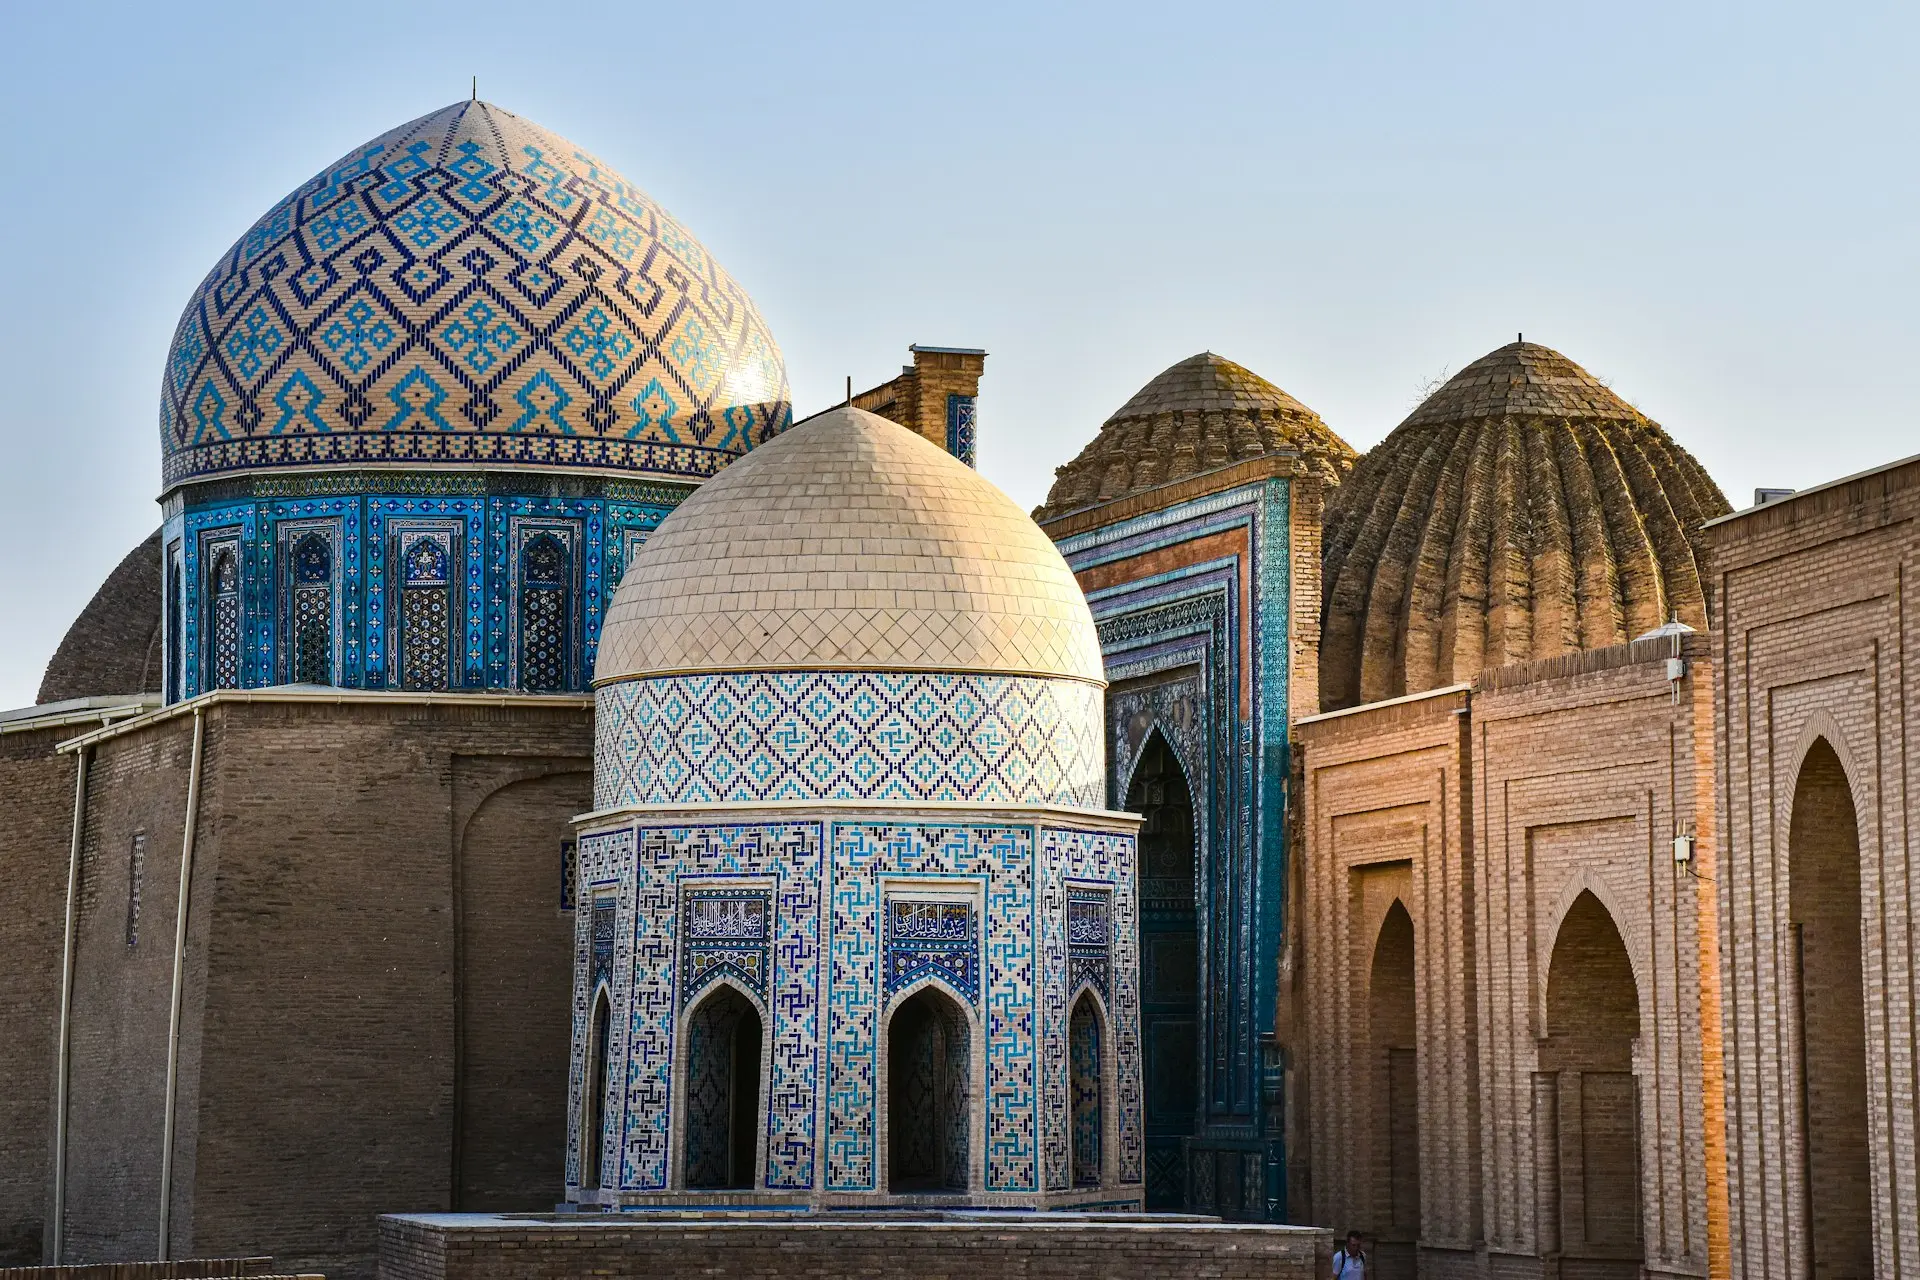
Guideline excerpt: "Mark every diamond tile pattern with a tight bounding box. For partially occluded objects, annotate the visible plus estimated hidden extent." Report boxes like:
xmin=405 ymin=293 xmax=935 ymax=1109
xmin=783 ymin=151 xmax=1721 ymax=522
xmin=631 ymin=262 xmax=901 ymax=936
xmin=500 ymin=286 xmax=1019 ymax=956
xmin=594 ymin=670 xmax=1105 ymax=809
xmin=596 ymin=406 xmax=1106 ymax=684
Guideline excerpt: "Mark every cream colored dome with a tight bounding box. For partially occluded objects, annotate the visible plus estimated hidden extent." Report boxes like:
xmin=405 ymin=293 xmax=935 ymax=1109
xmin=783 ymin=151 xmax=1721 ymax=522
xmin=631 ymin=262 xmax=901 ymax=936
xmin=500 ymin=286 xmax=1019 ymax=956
xmin=596 ymin=405 xmax=1106 ymax=684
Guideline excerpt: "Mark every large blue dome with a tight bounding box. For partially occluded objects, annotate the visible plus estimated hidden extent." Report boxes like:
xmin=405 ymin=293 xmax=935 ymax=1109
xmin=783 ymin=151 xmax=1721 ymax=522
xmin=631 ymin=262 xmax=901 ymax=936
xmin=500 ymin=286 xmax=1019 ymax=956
xmin=159 ymin=100 xmax=789 ymax=491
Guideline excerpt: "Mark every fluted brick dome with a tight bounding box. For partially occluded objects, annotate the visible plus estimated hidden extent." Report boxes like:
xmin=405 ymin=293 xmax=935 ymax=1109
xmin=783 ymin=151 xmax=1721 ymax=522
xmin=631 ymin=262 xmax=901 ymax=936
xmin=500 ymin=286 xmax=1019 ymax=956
xmin=159 ymin=101 xmax=788 ymax=491
xmin=1319 ymin=341 xmax=1729 ymax=712
xmin=1034 ymin=352 xmax=1354 ymax=521
xmin=597 ymin=405 xmax=1105 ymax=684
xmin=39 ymin=531 xmax=162 ymax=703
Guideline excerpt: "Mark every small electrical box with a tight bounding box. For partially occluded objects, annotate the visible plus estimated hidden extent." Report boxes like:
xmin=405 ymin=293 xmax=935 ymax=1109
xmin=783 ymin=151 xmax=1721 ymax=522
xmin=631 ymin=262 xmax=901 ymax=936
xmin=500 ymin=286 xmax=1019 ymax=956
xmin=1673 ymin=834 xmax=1694 ymax=865
xmin=1666 ymin=656 xmax=1688 ymax=683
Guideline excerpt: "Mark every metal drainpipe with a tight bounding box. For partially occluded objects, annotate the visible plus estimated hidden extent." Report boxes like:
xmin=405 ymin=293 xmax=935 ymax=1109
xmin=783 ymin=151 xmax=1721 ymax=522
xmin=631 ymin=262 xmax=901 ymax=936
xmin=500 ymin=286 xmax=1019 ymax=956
xmin=157 ymin=706 xmax=205 ymax=1260
xmin=51 ymin=743 xmax=90 ymax=1264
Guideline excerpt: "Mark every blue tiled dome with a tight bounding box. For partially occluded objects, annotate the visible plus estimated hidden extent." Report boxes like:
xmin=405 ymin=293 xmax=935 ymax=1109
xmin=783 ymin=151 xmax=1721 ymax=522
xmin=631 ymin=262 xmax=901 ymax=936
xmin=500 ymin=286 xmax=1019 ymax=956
xmin=159 ymin=100 xmax=789 ymax=490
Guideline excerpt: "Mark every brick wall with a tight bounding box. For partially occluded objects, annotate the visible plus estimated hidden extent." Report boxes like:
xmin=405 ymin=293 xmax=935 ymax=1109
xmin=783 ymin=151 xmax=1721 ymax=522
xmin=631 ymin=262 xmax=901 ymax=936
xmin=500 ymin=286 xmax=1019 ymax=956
xmin=0 ymin=727 xmax=81 ymax=1264
xmin=1706 ymin=457 xmax=1920 ymax=1280
xmin=851 ymin=346 xmax=984 ymax=456
xmin=1296 ymin=635 xmax=1724 ymax=1280
xmin=55 ymin=695 xmax=591 ymax=1280
xmin=375 ymin=1214 xmax=1333 ymax=1280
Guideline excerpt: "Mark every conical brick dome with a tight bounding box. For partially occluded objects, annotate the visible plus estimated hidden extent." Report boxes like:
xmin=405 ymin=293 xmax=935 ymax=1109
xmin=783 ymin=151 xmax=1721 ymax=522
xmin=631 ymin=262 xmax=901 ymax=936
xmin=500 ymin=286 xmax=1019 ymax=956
xmin=1319 ymin=341 xmax=1729 ymax=712
xmin=1034 ymin=352 xmax=1354 ymax=521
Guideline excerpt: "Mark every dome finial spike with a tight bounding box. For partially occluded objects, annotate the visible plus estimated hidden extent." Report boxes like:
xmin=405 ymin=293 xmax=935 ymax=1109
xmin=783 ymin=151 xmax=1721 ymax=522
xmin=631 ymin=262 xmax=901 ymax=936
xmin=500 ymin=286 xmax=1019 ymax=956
xmin=471 ymin=76 xmax=477 ymax=102
xmin=1517 ymin=331 xmax=1523 ymax=344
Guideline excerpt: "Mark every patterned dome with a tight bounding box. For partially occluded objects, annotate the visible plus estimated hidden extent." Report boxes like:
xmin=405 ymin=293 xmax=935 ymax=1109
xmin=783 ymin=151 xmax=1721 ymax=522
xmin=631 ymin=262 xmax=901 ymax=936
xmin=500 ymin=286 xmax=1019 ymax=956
xmin=1034 ymin=352 xmax=1354 ymax=522
xmin=597 ymin=405 xmax=1106 ymax=684
xmin=1320 ymin=341 xmax=1730 ymax=711
xmin=160 ymin=101 xmax=788 ymax=490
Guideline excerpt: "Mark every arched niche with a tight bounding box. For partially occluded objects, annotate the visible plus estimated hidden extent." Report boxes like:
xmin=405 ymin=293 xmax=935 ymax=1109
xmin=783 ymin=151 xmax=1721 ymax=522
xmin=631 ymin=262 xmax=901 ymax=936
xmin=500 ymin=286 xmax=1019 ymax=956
xmin=1788 ymin=738 xmax=1872 ymax=1279
xmin=680 ymin=982 xmax=764 ymax=1191
xmin=886 ymin=984 xmax=972 ymax=1194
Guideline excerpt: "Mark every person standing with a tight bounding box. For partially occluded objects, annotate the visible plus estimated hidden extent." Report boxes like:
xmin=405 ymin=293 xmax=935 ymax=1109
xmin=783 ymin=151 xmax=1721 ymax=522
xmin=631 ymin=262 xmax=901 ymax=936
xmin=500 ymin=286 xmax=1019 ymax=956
xmin=1332 ymin=1230 xmax=1366 ymax=1280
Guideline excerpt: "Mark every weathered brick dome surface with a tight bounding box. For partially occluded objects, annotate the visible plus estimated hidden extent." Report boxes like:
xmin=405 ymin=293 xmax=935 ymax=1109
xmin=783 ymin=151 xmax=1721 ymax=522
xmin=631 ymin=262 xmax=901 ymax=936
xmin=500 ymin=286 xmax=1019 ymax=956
xmin=1319 ymin=341 xmax=1729 ymax=712
xmin=159 ymin=100 xmax=788 ymax=490
xmin=38 ymin=531 xmax=162 ymax=703
xmin=1034 ymin=352 xmax=1354 ymax=521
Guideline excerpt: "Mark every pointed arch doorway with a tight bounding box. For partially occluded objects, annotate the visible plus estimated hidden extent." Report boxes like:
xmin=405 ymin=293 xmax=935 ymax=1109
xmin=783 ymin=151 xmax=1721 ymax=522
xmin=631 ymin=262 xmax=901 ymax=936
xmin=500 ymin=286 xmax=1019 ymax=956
xmin=1127 ymin=730 xmax=1199 ymax=1210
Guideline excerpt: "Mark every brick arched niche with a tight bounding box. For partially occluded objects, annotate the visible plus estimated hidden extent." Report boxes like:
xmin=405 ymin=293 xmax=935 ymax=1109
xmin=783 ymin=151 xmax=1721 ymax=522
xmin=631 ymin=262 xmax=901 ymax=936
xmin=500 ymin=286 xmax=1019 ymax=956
xmin=1367 ymin=901 xmax=1419 ymax=1253
xmin=1539 ymin=891 xmax=1642 ymax=1271
xmin=1787 ymin=738 xmax=1872 ymax=1280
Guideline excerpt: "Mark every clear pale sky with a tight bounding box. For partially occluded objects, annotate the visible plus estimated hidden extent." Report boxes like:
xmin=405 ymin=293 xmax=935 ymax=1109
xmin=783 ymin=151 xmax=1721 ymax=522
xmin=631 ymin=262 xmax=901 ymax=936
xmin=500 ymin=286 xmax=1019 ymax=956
xmin=1 ymin=1 xmax=1913 ymax=710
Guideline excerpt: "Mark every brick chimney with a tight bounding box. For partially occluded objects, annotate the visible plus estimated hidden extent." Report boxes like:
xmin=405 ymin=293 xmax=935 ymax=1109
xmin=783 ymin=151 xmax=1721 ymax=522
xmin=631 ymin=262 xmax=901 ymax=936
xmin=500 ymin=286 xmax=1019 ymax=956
xmin=851 ymin=345 xmax=986 ymax=466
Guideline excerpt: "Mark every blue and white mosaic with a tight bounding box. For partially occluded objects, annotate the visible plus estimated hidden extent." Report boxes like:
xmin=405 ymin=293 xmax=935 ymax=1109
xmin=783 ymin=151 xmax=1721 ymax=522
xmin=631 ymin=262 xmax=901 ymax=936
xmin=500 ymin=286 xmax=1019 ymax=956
xmin=593 ymin=671 xmax=1106 ymax=810
xmin=566 ymin=816 xmax=1141 ymax=1204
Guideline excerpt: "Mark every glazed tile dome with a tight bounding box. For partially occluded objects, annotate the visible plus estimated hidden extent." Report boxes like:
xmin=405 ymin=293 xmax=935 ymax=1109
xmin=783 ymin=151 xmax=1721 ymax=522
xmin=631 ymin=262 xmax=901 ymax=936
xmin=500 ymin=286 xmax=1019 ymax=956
xmin=159 ymin=100 xmax=788 ymax=491
xmin=1034 ymin=352 xmax=1354 ymax=521
xmin=597 ymin=405 xmax=1105 ymax=684
xmin=1319 ymin=341 xmax=1730 ymax=712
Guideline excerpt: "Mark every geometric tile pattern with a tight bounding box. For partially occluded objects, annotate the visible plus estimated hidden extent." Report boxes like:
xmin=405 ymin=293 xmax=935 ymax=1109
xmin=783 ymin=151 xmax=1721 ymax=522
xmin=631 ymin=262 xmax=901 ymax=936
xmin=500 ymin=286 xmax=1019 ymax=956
xmin=593 ymin=671 xmax=1105 ymax=810
xmin=1039 ymin=827 xmax=1142 ymax=1191
xmin=825 ymin=824 xmax=1035 ymax=1194
xmin=680 ymin=886 xmax=772 ymax=1004
xmin=1055 ymin=477 xmax=1291 ymax=1217
xmin=883 ymin=898 xmax=979 ymax=1002
xmin=566 ymin=814 xmax=1142 ymax=1205
xmin=167 ymin=480 xmax=674 ymax=698
xmin=160 ymin=100 xmax=788 ymax=488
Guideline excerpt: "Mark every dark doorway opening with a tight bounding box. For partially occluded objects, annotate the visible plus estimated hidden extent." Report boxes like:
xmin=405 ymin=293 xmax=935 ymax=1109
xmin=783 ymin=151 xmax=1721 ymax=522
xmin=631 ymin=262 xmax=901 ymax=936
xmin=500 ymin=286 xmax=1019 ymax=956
xmin=1127 ymin=731 xmax=1198 ymax=1210
xmin=683 ymin=985 xmax=763 ymax=1191
xmin=887 ymin=986 xmax=970 ymax=1193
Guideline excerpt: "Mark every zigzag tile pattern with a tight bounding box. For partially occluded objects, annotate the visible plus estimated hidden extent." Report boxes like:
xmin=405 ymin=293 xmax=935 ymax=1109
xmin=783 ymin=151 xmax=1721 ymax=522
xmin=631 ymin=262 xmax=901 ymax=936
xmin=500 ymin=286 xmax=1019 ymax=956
xmin=160 ymin=101 xmax=787 ymax=488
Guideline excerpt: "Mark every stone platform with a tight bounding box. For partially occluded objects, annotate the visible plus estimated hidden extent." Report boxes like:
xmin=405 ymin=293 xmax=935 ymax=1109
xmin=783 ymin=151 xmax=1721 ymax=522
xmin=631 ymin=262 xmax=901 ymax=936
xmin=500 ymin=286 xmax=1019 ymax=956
xmin=377 ymin=1211 xmax=1332 ymax=1280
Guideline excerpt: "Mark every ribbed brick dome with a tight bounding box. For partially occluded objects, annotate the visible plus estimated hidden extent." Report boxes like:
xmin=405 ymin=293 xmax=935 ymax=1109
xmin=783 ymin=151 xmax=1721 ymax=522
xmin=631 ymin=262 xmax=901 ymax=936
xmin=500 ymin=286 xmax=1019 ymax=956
xmin=1319 ymin=341 xmax=1729 ymax=711
xmin=1034 ymin=352 xmax=1354 ymax=521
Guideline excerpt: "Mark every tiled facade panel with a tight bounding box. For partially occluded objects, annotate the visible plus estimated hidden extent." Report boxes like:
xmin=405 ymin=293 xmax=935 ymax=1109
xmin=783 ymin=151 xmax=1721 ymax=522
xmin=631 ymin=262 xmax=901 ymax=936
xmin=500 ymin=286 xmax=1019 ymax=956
xmin=593 ymin=671 xmax=1106 ymax=809
xmin=566 ymin=815 xmax=1141 ymax=1210
xmin=1054 ymin=477 xmax=1304 ymax=1220
xmin=164 ymin=485 xmax=675 ymax=701
xmin=1708 ymin=462 xmax=1920 ymax=1280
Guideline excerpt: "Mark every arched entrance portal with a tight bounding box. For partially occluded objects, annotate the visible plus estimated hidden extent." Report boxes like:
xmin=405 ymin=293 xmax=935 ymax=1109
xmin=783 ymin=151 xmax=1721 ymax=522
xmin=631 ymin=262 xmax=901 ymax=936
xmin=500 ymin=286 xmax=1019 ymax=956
xmin=1369 ymin=901 xmax=1419 ymax=1268
xmin=1126 ymin=731 xmax=1198 ymax=1210
xmin=1541 ymin=891 xmax=1642 ymax=1275
xmin=1070 ymin=992 xmax=1104 ymax=1188
xmin=1789 ymin=739 xmax=1872 ymax=1279
xmin=579 ymin=988 xmax=611 ymax=1190
xmin=682 ymin=985 xmax=763 ymax=1191
xmin=887 ymin=986 xmax=971 ymax=1193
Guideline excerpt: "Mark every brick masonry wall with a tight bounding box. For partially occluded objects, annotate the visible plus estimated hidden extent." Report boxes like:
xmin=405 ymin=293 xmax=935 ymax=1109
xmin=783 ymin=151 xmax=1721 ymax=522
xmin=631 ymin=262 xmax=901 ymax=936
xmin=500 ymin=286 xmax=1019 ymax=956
xmin=1295 ymin=686 xmax=1474 ymax=1277
xmin=374 ymin=1214 xmax=1333 ymax=1280
xmin=1297 ymin=636 xmax=1725 ymax=1280
xmin=0 ymin=728 xmax=81 ymax=1264
xmin=57 ymin=696 xmax=591 ymax=1280
xmin=1705 ymin=457 xmax=1920 ymax=1280
xmin=1473 ymin=638 xmax=1716 ymax=1280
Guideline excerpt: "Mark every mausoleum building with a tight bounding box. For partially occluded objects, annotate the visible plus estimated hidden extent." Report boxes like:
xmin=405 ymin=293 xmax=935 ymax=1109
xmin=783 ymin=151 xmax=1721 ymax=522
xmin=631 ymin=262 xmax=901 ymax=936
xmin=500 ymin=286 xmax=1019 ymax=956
xmin=570 ymin=405 xmax=1143 ymax=1208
